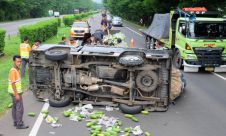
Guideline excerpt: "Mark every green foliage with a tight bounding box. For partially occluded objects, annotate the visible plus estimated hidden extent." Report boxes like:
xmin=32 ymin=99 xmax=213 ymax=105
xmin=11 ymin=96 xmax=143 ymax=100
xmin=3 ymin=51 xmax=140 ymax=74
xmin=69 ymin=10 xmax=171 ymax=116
xmin=57 ymin=17 xmax=61 ymax=27
xmin=0 ymin=0 xmax=102 ymax=22
xmin=104 ymin=0 xmax=226 ymax=24
xmin=0 ymin=29 xmax=6 ymax=54
xmin=19 ymin=18 xmax=58 ymax=44
xmin=63 ymin=12 xmax=95 ymax=26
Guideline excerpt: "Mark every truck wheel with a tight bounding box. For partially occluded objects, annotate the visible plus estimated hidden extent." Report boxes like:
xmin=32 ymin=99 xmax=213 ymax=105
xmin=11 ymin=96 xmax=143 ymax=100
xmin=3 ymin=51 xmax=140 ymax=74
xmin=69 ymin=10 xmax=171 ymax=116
xmin=45 ymin=50 xmax=68 ymax=61
xmin=49 ymin=95 xmax=71 ymax=107
xmin=173 ymin=50 xmax=183 ymax=69
xmin=119 ymin=104 xmax=143 ymax=114
xmin=136 ymin=71 xmax=158 ymax=92
xmin=119 ymin=55 xmax=144 ymax=66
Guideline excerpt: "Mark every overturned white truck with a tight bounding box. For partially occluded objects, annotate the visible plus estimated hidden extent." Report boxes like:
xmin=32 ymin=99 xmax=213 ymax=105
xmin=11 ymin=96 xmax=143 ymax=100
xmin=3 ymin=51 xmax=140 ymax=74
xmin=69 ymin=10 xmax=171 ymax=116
xmin=29 ymin=44 xmax=177 ymax=114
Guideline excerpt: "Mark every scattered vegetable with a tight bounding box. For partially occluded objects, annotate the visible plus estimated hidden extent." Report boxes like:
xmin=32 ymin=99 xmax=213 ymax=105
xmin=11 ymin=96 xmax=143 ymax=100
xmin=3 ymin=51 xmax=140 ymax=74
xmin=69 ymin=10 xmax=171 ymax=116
xmin=28 ymin=112 xmax=36 ymax=117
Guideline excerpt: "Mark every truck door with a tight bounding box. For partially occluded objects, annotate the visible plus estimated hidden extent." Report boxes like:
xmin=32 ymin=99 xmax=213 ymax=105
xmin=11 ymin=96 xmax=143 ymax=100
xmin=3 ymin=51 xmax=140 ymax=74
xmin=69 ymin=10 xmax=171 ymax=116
xmin=176 ymin=20 xmax=188 ymax=58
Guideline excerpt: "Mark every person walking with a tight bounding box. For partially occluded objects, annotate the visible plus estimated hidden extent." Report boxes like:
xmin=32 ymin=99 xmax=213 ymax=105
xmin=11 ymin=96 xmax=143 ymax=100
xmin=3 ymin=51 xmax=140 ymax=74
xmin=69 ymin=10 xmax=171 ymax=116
xmin=19 ymin=36 xmax=31 ymax=77
xmin=8 ymin=55 xmax=29 ymax=129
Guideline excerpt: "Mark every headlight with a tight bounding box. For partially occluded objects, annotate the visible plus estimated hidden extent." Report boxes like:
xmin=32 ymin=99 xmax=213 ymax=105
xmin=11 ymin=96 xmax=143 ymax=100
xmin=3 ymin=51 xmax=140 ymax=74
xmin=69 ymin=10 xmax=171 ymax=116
xmin=186 ymin=54 xmax=197 ymax=60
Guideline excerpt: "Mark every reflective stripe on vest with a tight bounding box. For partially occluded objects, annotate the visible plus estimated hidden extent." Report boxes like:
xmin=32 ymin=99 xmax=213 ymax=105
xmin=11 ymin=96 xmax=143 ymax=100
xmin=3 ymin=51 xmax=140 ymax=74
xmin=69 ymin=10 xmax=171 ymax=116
xmin=8 ymin=68 xmax=22 ymax=94
xmin=20 ymin=43 xmax=30 ymax=58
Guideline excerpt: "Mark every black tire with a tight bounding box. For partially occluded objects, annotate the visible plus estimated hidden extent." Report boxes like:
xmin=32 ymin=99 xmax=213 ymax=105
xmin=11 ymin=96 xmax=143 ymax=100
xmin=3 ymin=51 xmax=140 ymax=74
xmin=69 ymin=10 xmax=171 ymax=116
xmin=173 ymin=49 xmax=183 ymax=69
xmin=45 ymin=50 xmax=68 ymax=61
xmin=119 ymin=104 xmax=143 ymax=114
xmin=119 ymin=55 xmax=144 ymax=66
xmin=49 ymin=95 xmax=71 ymax=107
xmin=136 ymin=71 xmax=158 ymax=92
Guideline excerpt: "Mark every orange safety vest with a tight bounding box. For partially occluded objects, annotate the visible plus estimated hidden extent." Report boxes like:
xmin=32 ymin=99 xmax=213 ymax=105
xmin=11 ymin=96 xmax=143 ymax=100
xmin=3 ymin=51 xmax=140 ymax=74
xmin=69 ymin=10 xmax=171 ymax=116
xmin=20 ymin=43 xmax=31 ymax=59
xmin=8 ymin=68 xmax=22 ymax=94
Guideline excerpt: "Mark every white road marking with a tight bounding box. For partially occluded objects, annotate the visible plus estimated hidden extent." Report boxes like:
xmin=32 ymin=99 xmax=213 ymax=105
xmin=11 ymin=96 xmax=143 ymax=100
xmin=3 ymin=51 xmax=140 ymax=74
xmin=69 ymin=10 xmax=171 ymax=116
xmin=125 ymin=26 xmax=143 ymax=37
xmin=213 ymin=73 xmax=226 ymax=81
xmin=29 ymin=102 xmax=49 ymax=136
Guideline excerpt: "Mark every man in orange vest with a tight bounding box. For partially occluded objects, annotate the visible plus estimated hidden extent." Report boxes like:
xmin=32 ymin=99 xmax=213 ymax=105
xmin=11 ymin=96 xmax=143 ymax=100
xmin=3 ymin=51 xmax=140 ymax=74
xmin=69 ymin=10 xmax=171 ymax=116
xmin=8 ymin=55 xmax=29 ymax=129
xmin=20 ymin=36 xmax=31 ymax=77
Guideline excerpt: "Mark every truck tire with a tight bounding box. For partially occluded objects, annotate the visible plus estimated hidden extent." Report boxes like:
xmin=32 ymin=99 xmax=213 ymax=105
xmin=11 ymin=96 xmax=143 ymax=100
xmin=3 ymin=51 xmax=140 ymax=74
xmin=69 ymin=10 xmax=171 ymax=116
xmin=119 ymin=104 xmax=143 ymax=114
xmin=173 ymin=49 xmax=183 ymax=69
xmin=119 ymin=55 xmax=144 ymax=66
xmin=136 ymin=71 xmax=158 ymax=92
xmin=45 ymin=50 xmax=68 ymax=61
xmin=49 ymin=95 xmax=71 ymax=107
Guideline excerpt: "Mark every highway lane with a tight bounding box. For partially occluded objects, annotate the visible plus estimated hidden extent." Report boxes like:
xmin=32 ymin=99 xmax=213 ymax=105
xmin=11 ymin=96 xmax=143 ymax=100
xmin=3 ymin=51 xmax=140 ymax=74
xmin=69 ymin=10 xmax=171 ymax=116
xmin=0 ymin=17 xmax=54 ymax=36
xmin=1 ymin=14 xmax=226 ymax=136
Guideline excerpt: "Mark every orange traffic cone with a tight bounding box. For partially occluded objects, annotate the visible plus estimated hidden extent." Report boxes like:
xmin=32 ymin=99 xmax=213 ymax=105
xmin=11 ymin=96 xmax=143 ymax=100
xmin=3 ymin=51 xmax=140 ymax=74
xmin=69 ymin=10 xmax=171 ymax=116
xmin=130 ymin=38 xmax=135 ymax=48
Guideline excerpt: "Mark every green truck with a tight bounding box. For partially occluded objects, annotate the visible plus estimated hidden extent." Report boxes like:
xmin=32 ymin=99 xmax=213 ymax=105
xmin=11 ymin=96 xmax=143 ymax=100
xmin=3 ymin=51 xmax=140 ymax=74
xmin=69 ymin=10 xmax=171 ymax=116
xmin=142 ymin=7 xmax=226 ymax=72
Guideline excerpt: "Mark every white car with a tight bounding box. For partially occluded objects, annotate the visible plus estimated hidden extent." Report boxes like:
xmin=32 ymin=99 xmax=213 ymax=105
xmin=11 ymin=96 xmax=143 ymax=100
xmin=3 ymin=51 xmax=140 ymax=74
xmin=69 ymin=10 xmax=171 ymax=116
xmin=112 ymin=16 xmax=123 ymax=26
xmin=54 ymin=12 xmax=60 ymax=17
xmin=70 ymin=21 xmax=90 ymax=38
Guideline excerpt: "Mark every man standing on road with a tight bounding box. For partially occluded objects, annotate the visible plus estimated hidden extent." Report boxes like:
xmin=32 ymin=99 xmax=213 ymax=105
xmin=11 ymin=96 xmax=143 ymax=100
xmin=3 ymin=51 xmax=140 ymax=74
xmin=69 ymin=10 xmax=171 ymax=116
xmin=101 ymin=17 xmax=110 ymax=35
xmin=8 ymin=55 xmax=29 ymax=129
xmin=20 ymin=36 xmax=31 ymax=77
xmin=32 ymin=40 xmax=41 ymax=49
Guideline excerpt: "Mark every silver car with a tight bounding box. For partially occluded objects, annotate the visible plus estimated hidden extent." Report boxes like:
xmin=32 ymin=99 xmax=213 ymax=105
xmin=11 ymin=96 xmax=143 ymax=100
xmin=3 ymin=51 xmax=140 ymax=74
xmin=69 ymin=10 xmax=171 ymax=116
xmin=112 ymin=16 xmax=123 ymax=26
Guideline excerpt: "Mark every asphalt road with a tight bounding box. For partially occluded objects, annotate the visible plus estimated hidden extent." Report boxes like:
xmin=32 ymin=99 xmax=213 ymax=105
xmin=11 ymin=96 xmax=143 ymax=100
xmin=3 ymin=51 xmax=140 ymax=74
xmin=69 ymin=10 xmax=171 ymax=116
xmin=1 ymin=14 xmax=226 ymax=136
xmin=0 ymin=17 xmax=53 ymax=36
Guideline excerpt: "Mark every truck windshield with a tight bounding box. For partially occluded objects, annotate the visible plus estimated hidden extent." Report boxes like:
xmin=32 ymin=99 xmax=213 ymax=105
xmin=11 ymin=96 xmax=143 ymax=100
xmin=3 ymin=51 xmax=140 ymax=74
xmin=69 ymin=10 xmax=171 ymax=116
xmin=188 ymin=22 xmax=226 ymax=39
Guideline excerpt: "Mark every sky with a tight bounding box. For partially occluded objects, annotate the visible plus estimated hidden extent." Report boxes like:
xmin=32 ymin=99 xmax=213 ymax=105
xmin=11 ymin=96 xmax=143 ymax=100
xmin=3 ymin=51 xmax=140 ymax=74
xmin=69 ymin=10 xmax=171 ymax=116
xmin=92 ymin=0 xmax=102 ymax=3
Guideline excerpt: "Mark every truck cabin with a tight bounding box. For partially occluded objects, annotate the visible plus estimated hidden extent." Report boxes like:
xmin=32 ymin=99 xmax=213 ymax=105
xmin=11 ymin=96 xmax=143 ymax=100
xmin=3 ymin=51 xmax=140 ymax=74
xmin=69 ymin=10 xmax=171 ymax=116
xmin=170 ymin=7 xmax=226 ymax=44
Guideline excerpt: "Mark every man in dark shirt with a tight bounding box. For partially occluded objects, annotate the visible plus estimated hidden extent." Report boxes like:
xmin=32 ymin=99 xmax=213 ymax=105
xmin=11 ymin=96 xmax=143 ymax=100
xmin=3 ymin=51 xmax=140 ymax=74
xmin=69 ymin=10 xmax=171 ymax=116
xmin=101 ymin=17 xmax=110 ymax=35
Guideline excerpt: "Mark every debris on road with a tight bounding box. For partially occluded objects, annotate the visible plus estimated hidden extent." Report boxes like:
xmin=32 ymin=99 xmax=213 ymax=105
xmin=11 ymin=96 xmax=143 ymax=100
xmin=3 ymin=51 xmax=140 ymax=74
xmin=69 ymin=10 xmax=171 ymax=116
xmin=45 ymin=115 xmax=62 ymax=128
xmin=141 ymin=110 xmax=149 ymax=115
xmin=105 ymin=106 xmax=114 ymax=111
xmin=124 ymin=114 xmax=139 ymax=122
xmin=132 ymin=126 xmax=143 ymax=135
xmin=28 ymin=112 xmax=36 ymax=117
xmin=145 ymin=131 xmax=151 ymax=136
xmin=49 ymin=131 xmax=55 ymax=135
xmin=61 ymin=105 xmax=151 ymax=136
xmin=41 ymin=109 xmax=49 ymax=114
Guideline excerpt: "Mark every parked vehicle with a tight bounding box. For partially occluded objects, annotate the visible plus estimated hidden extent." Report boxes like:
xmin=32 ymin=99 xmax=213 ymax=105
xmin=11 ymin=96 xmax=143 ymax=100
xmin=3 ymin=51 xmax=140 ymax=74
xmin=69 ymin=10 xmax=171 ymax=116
xmin=142 ymin=7 xmax=226 ymax=72
xmin=29 ymin=44 xmax=172 ymax=113
xmin=54 ymin=12 xmax=60 ymax=17
xmin=70 ymin=21 xmax=90 ymax=39
xmin=112 ymin=16 xmax=123 ymax=26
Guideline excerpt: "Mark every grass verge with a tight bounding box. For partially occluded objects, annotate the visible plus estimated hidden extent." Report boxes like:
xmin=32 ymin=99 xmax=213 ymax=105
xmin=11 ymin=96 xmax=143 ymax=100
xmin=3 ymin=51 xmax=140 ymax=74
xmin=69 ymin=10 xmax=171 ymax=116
xmin=0 ymin=26 xmax=70 ymax=116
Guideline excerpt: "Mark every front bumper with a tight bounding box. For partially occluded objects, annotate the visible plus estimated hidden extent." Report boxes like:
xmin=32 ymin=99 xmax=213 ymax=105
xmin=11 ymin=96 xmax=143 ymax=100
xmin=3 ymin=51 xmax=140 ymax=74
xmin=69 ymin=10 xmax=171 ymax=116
xmin=112 ymin=22 xmax=123 ymax=26
xmin=183 ymin=60 xmax=226 ymax=72
xmin=71 ymin=33 xmax=85 ymax=38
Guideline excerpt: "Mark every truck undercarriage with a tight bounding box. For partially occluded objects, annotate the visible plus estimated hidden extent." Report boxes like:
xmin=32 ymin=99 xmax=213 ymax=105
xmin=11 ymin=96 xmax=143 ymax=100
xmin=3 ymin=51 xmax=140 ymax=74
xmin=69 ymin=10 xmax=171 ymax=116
xmin=29 ymin=45 xmax=172 ymax=113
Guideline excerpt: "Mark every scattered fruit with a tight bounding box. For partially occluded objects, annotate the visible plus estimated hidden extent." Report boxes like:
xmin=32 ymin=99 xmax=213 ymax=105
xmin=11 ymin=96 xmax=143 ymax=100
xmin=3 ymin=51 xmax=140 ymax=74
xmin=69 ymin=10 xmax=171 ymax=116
xmin=28 ymin=112 xmax=36 ymax=117
xmin=141 ymin=110 xmax=149 ymax=115
xmin=145 ymin=131 xmax=151 ymax=136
